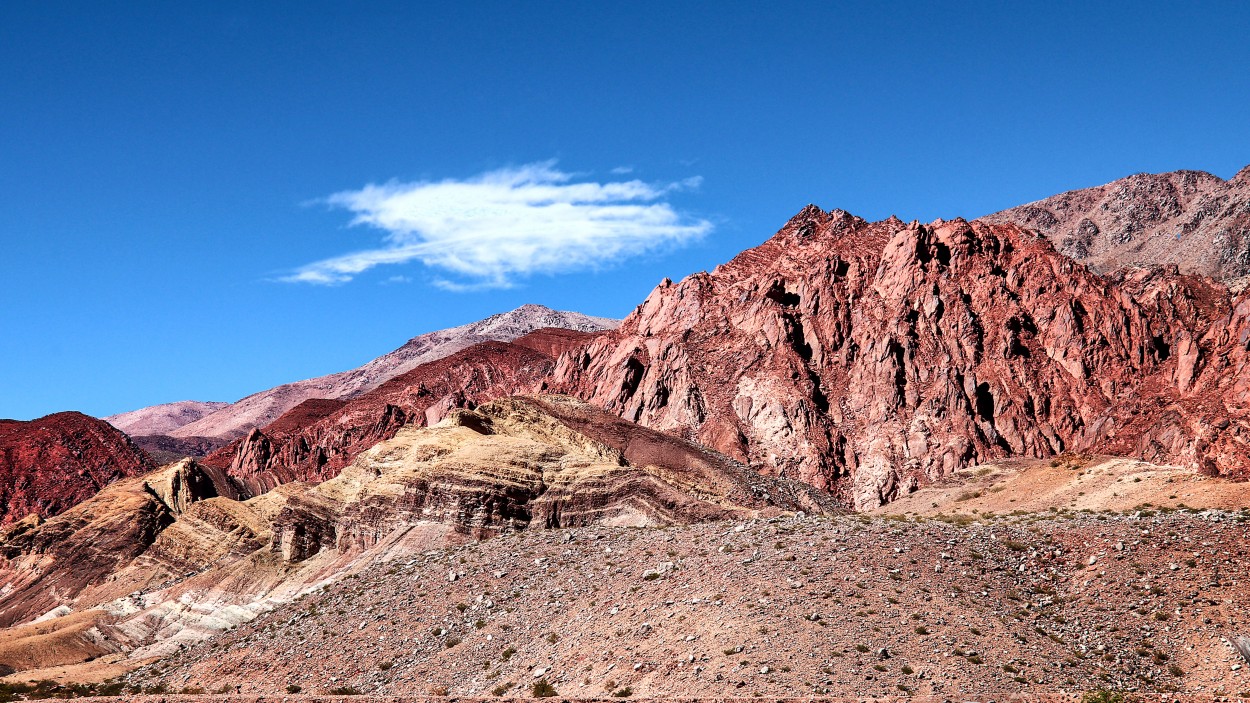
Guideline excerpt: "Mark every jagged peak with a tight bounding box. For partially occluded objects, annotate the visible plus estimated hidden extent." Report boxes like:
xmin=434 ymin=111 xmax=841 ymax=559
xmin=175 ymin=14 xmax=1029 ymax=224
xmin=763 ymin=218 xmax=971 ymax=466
xmin=1234 ymin=164 xmax=1250 ymax=184
xmin=792 ymin=203 xmax=825 ymax=220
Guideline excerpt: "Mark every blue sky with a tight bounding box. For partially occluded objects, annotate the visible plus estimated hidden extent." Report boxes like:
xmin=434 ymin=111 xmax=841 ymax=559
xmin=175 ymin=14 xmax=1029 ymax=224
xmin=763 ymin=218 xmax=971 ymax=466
xmin=2 ymin=1 xmax=1248 ymax=420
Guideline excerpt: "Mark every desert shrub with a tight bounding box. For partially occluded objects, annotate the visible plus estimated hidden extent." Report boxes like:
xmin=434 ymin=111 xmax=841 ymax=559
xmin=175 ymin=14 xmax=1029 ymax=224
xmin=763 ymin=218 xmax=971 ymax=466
xmin=287 ymin=684 xmax=302 ymax=693
xmin=531 ymin=678 xmax=557 ymax=697
xmin=329 ymin=685 xmax=362 ymax=695
xmin=1081 ymin=690 xmax=1139 ymax=703
xmin=612 ymin=686 xmax=633 ymax=697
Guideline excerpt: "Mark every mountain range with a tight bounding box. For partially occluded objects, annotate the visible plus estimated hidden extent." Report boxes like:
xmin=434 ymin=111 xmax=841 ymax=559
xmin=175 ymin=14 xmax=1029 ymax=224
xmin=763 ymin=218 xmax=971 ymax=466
xmin=3 ymin=165 xmax=1250 ymax=698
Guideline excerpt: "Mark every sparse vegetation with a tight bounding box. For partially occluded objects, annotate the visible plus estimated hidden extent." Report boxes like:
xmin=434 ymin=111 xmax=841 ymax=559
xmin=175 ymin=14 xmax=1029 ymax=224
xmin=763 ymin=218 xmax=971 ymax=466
xmin=531 ymin=678 xmax=558 ymax=697
xmin=1081 ymin=690 xmax=1139 ymax=703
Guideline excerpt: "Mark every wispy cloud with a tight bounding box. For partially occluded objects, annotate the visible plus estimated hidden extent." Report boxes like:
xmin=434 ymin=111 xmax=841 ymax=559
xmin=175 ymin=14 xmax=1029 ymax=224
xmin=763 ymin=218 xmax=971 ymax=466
xmin=284 ymin=161 xmax=711 ymax=288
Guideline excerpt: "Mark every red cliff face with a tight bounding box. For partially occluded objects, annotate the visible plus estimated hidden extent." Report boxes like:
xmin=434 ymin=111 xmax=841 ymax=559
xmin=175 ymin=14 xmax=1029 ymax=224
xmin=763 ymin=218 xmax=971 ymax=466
xmin=0 ymin=412 xmax=156 ymax=524
xmin=551 ymin=207 xmax=1246 ymax=508
xmin=204 ymin=331 xmax=599 ymax=496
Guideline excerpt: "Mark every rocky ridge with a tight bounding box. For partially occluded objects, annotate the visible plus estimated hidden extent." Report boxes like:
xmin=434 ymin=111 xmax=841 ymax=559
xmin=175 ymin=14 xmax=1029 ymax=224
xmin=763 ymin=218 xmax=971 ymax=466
xmin=167 ymin=305 xmax=616 ymax=442
xmin=203 ymin=329 xmax=598 ymax=496
xmin=551 ymin=207 xmax=1250 ymax=509
xmin=983 ymin=165 xmax=1250 ymax=280
xmin=0 ymin=412 xmax=156 ymax=525
xmin=103 ymin=401 xmax=228 ymax=437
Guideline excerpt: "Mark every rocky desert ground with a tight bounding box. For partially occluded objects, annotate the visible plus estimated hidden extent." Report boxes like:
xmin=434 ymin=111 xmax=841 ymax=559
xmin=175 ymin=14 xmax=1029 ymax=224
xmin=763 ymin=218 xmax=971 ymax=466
xmin=128 ymin=501 xmax=1250 ymax=699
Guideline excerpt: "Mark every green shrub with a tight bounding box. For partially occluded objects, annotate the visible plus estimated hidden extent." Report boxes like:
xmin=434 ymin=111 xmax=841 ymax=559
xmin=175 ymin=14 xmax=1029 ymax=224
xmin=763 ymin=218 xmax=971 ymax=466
xmin=1081 ymin=690 xmax=1139 ymax=703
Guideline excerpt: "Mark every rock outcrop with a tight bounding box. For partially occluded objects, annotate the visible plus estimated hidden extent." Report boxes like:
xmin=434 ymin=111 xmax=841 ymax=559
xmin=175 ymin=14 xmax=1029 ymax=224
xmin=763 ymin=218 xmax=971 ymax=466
xmin=167 ymin=305 xmax=616 ymax=441
xmin=0 ymin=458 xmax=238 ymax=628
xmin=0 ymin=412 xmax=156 ymax=524
xmin=271 ymin=395 xmax=838 ymax=558
xmin=983 ymin=165 xmax=1250 ymax=281
xmin=552 ymin=207 xmax=1248 ymax=508
xmin=203 ymin=330 xmax=596 ymax=496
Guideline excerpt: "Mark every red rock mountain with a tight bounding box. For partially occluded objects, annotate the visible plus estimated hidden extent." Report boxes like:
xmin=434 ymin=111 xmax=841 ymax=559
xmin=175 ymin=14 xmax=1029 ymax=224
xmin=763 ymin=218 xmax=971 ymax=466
xmin=0 ymin=412 xmax=156 ymax=524
xmin=551 ymin=207 xmax=1250 ymax=508
xmin=202 ymin=329 xmax=599 ymax=496
xmin=983 ymin=165 xmax=1250 ymax=281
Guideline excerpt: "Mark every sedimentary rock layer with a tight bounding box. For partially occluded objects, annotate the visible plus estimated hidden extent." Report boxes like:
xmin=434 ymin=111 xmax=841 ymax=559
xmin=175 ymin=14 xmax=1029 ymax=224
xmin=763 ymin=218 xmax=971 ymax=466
xmin=0 ymin=395 xmax=829 ymax=666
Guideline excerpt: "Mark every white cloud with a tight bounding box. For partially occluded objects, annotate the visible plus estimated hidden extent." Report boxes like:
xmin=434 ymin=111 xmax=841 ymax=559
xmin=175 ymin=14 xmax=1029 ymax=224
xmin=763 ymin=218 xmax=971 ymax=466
xmin=284 ymin=161 xmax=711 ymax=288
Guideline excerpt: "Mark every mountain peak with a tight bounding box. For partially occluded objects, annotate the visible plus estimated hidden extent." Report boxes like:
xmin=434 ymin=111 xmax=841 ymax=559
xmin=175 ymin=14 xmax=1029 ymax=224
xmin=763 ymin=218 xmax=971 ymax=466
xmin=982 ymin=165 xmax=1250 ymax=279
